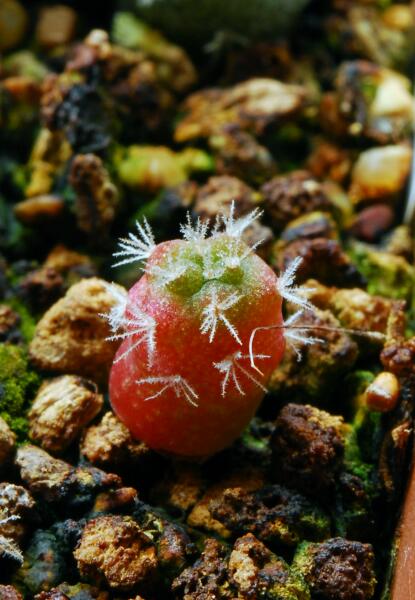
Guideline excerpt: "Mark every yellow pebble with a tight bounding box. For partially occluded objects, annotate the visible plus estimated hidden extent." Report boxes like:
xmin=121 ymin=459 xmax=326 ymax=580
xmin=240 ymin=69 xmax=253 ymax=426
xmin=365 ymin=372 xmax=400 ymax=413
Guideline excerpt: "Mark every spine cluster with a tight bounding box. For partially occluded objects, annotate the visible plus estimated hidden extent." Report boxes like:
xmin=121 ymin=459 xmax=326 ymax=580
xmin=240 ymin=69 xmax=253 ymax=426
xmin=104 ymin=204 xmax=318 ymax=406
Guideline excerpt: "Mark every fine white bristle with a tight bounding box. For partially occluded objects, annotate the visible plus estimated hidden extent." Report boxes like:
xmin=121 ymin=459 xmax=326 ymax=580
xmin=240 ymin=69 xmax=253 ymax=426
xmin=284 ymin=329 xmax=324 ymax=361
xmin=136 ymin=375 xmax=199 ymax=407
xmin=285 ymin=309 xmax=325 ymax=361
xmin=213 ymin=351 xmax=270 ymax=397
xmin=201 ymin=238 xmax=251 ymax=280
xmin=248 ymin=309 xmax=325 ymax=371
xmin=101 ymin=285 xmax=156 ymax=367
xmin=200 ymin=287 xmax=242 ymax=344
xmin=148 ymin=254 xmax=190 ymax=286
xmin=100 ymin=282 xmax=128 ymax=333
xmin=277 ymin=257 xmax=316 ymax=312
xmin=180 ymin=212 xmax=210 ymax=243
xmin=221 ymin=200 xmax=263 ymax=238
xmin=113 ymin=218 xmax=156 ymax=267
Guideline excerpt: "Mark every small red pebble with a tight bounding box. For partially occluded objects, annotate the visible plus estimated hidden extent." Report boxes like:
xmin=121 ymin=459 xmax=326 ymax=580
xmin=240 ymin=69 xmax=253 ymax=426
xmin=349 ymin=204 xmax=394 ymax=242
xmin=105 ymin=206 xmax=314 ymax=458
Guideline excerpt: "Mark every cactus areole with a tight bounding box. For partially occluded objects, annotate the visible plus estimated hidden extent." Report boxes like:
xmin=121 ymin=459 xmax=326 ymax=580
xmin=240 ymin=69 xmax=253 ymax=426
xmin=106 ymin=205 xmax=316 ymax=458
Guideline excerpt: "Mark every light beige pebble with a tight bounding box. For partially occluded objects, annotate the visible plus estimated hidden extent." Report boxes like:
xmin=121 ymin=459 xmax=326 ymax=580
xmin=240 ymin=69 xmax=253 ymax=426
xmin=29 ymin=277 xmax=124 ymax=384
xmin=74 ymin=515 xmax=157 ymax=592
xmin=29 ymin=375 xmax=103 ymax=453
xmin=80 ymin=411 xmax=151 ymax=469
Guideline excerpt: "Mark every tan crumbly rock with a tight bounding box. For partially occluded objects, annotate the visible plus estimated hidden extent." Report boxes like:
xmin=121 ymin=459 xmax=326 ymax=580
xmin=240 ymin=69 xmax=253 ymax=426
xmin=229 ymin=533 xmax=308 ymax=599
xmin=29 ymin=278 xmax=124 ymax=384
xmin=74 ymin=515 xmax=157 ymax=592
xmin=304 ymin=282 xmax=391 ymax=356
xmin=209 ymin=125 xmax=277 ymax=184
xmin=193 ymin=175 xmax=260 ymax=222
xmin=15 ymin=444 xmax=121 ymax=504
xmin=92 ymin=487 xmax=138 ymax=515
xmin=15 ymin=443 xmax=81 ymax=498
xmin=305 ymin=281 xmax=391 ymax=332
xmin=171 ymin=538 xmax=232 ymax=599
xmin=330 ymin=287 xmax=391 ymax=337
xmin=209 ymin=484 xmax=330 ymax=548
xmin=0 ymin=483 xmax=36 ymax=543
xmin=80 ymin=411 xmax=151 ymax=469
xmin=294 ymin=537 xmax=376 ymax=600
xmin=0 ymin=306 xmax=20 ymax=343
xmin=262 ymin=170 xmax=332 ymax=230
xmin=271 ymin=404 xmax=347 ymax=495
xmin=269 ymin=309 xmax=358 ymax=399
xmin=192 ymin=175 xmax=273 ymax=256
xmin=151 ymin=463 xmax=204 ymax=515
xmin=35 ymin=5 xmax=77 ymax=49
xmin=69 ymin=154 xmax=119 ymax=235
xmin=44 ymin=244 xmax=95 ymax=275
xmin=175 ymin=77 xmax=306 ymax=142
xmin=25 ymin=129 xmax=71 ymax=198
xmin=29 ymin=375 xmax=103 ymax=453
xmin=187 ymin=468 xmax=265 ymax=538
xmin=0 ymin=417 xmax=16 ymax=466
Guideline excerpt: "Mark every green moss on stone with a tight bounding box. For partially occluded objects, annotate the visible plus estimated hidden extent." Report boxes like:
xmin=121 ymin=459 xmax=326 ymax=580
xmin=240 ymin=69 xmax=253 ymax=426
xmin=0 ymin=343 xmax=40 ymax=441
xmin=349 ymin=242 xmax=414 ymax=301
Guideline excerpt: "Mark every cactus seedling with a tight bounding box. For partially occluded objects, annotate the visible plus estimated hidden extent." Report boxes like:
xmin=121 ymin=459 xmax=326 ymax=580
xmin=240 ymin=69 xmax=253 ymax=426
xmin=106 ymin=205 xmax=319 ymax=458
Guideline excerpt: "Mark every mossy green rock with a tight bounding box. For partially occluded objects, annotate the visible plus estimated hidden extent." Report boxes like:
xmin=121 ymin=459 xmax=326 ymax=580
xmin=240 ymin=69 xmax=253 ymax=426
xmin=0 ymin=343 xmax=40 ymax=441
xmin=349 ymin=242 xmax=414 ymax=301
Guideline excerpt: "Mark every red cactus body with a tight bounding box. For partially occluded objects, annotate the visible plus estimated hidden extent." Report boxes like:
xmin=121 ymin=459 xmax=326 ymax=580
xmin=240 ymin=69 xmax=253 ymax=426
xmin=106 ymin=209 xmax=311 ymax=458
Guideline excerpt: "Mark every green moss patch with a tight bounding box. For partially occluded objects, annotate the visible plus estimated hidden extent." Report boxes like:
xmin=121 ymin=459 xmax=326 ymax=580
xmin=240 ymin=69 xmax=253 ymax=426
xmin=0 ymin=343 xmax=40 ymax=441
